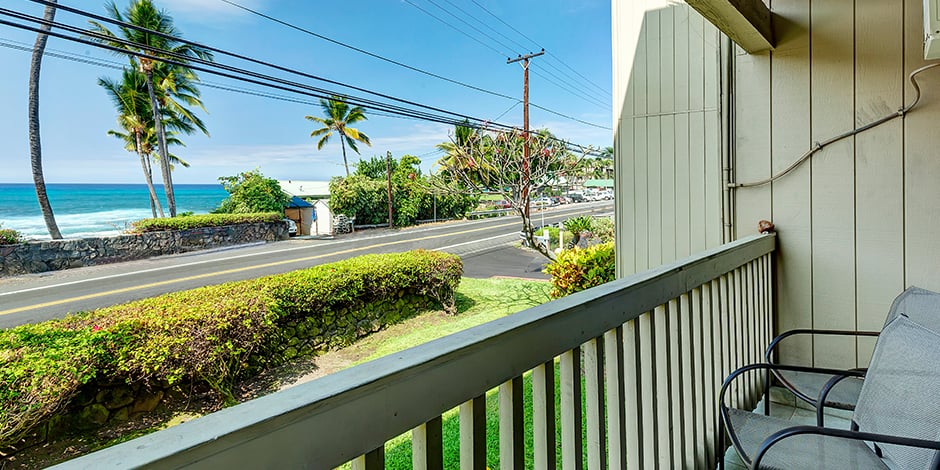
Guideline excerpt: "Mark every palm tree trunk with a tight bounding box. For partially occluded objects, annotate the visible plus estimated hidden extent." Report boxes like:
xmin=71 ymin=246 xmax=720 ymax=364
xmin=340 ymin=137 xmax=350 ymax=177
xmin=143 ymin=68 xmax=176 ymax=217
xmin=136 ymin=131 xmax=164 ymax=218
xmin=28 ymin=0 xmax=62 ymax=239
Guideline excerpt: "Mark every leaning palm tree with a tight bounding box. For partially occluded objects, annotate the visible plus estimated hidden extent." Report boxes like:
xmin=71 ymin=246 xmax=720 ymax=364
xmin=99 ymin=68 xmax=164 ymax=217
xmin=306 ymin=96 xmax=371 ymax=177
xmin=88 ymin=0 xmax=212 ymax=217
xmin=28 ymin=0 xmax=62 ymax=239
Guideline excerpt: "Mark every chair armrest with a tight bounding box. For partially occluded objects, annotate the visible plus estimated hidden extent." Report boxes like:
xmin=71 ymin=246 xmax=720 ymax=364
xmin=719 ymin=363 xmax=866 ymax=465
xmin=765 ymin=329 xmax=880 ymax=363
xmin=815 ymin=370 xmax=866 ymax=426
xmin=752 ymin=425 xmax=940 ymax=469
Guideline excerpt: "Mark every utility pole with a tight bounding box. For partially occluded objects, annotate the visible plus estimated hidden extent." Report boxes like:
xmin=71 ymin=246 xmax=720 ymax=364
xmin=507 ymin=49 xmax=544 ymax=219
xmin=386 ymin=151 xmax=394 ymax=228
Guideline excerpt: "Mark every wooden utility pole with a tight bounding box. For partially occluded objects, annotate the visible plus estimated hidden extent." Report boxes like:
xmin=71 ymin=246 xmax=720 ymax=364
xmin=386 ymin=151 xmax=394 ymax=228
xmin=507 ymin=49 xmax=544 ymax=218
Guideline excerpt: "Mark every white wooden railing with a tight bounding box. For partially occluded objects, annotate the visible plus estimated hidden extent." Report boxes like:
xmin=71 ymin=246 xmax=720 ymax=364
xmin=54 ymin=234 xmax=775 ymax=470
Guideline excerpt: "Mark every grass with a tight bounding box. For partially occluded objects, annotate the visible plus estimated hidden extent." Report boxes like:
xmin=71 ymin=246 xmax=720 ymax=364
xmin=328 ymin=277 xmax=591 ymax=469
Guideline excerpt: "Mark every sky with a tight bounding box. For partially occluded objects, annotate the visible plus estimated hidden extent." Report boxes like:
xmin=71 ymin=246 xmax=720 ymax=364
xmin=0 ymin=0 xmax=612 ymax=184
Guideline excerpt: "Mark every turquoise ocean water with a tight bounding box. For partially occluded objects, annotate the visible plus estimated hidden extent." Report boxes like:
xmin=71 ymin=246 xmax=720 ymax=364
xmin=0 ymin=183 xmax=229 ymax=239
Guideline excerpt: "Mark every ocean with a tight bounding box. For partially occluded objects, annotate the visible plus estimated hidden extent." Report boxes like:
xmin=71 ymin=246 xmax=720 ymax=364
xmin=0 ymin=183 xmax=229 ymax=239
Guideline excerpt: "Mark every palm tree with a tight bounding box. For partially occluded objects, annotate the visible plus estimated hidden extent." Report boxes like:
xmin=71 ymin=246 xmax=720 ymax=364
xmin=306 ymin=96 xmax=371 ymax=176
xmin=28 ymin=0 xmax=62 ymax=239
xmin=88 ymin=0 xmax=212 ymax=217
xmin=99 ymin=68 xmax=164 ymax=217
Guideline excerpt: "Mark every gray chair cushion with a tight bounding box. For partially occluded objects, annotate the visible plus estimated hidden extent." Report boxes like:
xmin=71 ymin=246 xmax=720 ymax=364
xmin=854 ymin=316 xmax=940 ymax=469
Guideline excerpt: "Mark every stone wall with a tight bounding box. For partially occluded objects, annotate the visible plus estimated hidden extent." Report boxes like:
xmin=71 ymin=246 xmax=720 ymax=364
xmin=0 ymin=222 xmax=288 ymax=276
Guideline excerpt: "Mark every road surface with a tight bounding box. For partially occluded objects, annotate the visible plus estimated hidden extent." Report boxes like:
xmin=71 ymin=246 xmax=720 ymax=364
xmin=0 ymin=201 xmax=613 ymax=328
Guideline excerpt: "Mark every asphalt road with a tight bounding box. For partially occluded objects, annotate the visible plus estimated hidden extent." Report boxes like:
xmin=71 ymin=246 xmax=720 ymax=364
xmin=0 ymin=201 xmax=613 ymax=328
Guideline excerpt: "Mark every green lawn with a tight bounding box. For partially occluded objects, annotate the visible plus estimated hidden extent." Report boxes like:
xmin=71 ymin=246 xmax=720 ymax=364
xmin=333 ymin=277 xmax=590 ymax=469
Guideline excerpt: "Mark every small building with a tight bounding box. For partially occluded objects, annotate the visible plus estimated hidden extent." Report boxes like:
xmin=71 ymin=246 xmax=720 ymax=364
xmin=312 ymin=200 xmax=333 ymax=236
xmin=278 ymin=180 xmax=330 ymax=199
xmin=284 ymin=196 xmax=314 ymax=236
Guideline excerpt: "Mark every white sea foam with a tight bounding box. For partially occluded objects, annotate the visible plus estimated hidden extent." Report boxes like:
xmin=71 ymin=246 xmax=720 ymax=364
xmin=4 ymin=208 xmax=153 ymax=239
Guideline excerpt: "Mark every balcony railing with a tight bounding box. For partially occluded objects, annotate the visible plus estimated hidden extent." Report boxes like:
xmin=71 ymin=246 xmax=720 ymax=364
xmin=55 ymin=233 xmax=776 ymax=470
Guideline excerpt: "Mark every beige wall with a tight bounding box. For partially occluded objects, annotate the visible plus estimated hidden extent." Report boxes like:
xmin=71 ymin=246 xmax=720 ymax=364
xmin=613 ymin=1 xmax=725 ymax=277
xmin=731 ymin=0 xmax=940 ymax=367
xmin=615 ymin=0 xmax=940 ymax=368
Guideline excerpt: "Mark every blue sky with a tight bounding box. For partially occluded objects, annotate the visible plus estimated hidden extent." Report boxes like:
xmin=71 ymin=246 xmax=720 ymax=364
xmin=0 ymin=0 xmax=612 ymax=184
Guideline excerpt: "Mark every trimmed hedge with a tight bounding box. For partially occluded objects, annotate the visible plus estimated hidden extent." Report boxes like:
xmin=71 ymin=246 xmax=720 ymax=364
xmin=129 ymin=212 xmax=283 ymax=233
xmin=543 ymin=242 xmax=615 ymax=299
xmin=0 ymin=250 xmax=462 ymax=447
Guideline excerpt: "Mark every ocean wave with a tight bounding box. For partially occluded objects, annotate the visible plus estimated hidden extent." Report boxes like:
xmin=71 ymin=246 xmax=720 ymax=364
xmin=3 ymin=208 xmax=153 ymax=239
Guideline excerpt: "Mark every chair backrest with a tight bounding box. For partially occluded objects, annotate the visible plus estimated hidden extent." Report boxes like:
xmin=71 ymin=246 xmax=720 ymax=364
xmin=884 ymin=287 xmax=940 ymax=332
xmin=854 ymin=315 xmax=940 ymax=469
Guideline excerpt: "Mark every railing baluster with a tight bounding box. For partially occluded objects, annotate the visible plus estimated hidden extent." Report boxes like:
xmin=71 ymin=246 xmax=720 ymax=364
xmin=413 ymin=416 xmax=443 ymax=470
xmin=624 ymin=319 xmax=642 ymax=470
xmin=584 ymin=336 xmax=606 ymax=470
xmin=691 ymin=287 xmax=708 ymax=467
xmin=560 ymin=348 xmax=584 ymax=470
xmin=653 ymin=305 xmax=673 ymax=469
xmin=605 ymin=327 xmax=627 ymax=470
xmin=707 ymin=279 xmax=721 ymax=464
xmin=667 ymin=298 xmax=685 ymax=469
xmin=351 ymin=447 xmax=384 ymax=470
xmin=532 ymin=361 xmax=557 ymax=470
xmin=747 ymin=261 xmax=759 ymax=407
xmin=499 ymin=377 xmax=524 ymax=469
xmin=639 ymin=312 xmax=657 ymax=468
xmin=459 ymin=395 xmax=486 ymax=470
xmin=679 ymin=293 xmax=696 ymax=468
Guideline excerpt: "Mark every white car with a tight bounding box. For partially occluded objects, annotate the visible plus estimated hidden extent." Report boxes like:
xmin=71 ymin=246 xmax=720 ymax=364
xmin=533 ymin=197 xmax=555 ymax=207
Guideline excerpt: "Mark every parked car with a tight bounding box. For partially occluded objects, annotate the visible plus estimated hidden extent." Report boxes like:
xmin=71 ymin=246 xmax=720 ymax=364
xmin=283 ymin=218 xmax=298 ymax=236
xmin=551 ymin=196 xmax=567 ymax=205
xmin=533 ymin=196 xmax=555 ymax=207
xmin=492 ymin=200 xmax=512 ymax=209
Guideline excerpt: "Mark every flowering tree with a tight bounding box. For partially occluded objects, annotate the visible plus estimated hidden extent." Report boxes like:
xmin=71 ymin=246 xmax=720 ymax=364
xmin=433 ymin=126 xmax=588 ymax=260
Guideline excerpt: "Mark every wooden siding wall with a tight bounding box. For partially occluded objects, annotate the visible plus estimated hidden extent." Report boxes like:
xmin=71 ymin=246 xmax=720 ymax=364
xmin=613 ymin=1 xmax=725 ymax=278
xmin=732 ymin=0 xmax=940 ymax=367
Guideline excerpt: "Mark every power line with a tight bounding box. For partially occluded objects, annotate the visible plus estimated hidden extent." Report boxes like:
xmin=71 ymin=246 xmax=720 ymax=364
xmin=215 ymin=0 xmax=610 ymax=129
xmin=530 ymin=64 xmax=609 ymax=108
xmin=421 ymin=0 xmax=519 ymax=56
xmin=465 ymin=0 xmax=610 ymax=97
xmin=15 ymin=2 xmax=510 ymax=130
xmin=400 ymin=0 xmax=504 ymax=56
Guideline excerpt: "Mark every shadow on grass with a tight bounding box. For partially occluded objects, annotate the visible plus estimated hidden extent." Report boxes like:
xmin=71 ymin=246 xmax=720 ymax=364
xmin=454 ymin=291 xmax=477 ymax=315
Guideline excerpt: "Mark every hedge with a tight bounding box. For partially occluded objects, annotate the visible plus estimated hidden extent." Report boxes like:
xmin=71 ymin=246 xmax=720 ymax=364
xmin=0 ymin=250 xmax=462 ymax=447
xmin=543 ymin=242 xmax=615 ymax=299
xmin=129 ymin=212 xmax=283 ymax=233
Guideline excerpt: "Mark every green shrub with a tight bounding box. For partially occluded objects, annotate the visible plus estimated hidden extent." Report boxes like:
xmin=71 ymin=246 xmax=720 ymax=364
xmin=590 ymin=217 xmax=615 ymax=243
xmin=215 ymin=169 xmax=290 ymax=214
xmin=543 ymin=242 xmax=615 ymax=299
xmin=0 ymin=250 xmax=462 ymax=446
xmin=534 ymin=226 xmax=571 ymax=248
xmin=129 ymin=212 xmax=282 ymax=233
xmin=0 ymin=224 xmax=23 ymax=245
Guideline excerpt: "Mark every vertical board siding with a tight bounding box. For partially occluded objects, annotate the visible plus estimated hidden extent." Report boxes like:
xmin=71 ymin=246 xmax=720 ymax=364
xmin=614 ymin=2 xmax=724 ymax=276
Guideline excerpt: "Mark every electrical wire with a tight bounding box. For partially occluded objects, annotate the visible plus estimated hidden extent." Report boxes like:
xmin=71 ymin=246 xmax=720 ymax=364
xmin=728 ymin=62 xmax=940 ymax=189
xmin=22 ymin=2 xmax=500 ymax=129
xmin=214 ymin=0 xmax=610 ymax=130
xmin=466 ymin=0 xmax=611 ymax=97
xmin=400 ymin=0 xmax=504 ymax=57
xmin=9 ymin=3 xmax=606 ymax=154
xmin=530 ymin=64 xmax=609 ymax=108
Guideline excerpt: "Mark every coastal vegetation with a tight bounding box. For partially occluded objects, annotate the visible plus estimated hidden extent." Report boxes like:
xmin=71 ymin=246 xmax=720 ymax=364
xmin=0 ymin=224 xmax=24 ymax=245
xmin=329 ymin=154 xmax=478 ymax=226
xmin=213 ymin=169 xmax=290 ymax=215
xmin=307 ymin=95 xmax=371 ymax=177
xmin=90 ymin=0 xmax=212 ymax=218
xmin=129 ymin=212 xmax=282 ymax=233
xmin=0 ymin=250 xmax=461 ymax=450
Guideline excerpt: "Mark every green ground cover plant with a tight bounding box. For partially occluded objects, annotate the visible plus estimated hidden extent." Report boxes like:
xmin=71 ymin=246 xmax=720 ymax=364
xmin=0 ymin=250 xmax=461 ymax=448
xmin=128 ymin=212 xmax=283 ymax=233
xmin=544 ymin=242 xmax=616 ymax=298
xmin=0 ymin=224 xmax=24 ymax=245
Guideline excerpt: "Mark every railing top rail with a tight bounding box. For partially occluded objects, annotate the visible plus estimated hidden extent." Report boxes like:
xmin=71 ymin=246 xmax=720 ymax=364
xmin=54 ymin=234 xmax=775 ymax=470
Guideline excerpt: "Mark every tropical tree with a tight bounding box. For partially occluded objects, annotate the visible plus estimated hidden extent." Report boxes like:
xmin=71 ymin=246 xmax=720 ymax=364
xmin=28 ymin=0 xmax=62 ymax=239
xmin=88 ymin=0 xmax=212 ymax=217
xmin=306 ymin=96 xmax=371 ymax=177
xmin=432 ymin=126 xmax=588 ymax=261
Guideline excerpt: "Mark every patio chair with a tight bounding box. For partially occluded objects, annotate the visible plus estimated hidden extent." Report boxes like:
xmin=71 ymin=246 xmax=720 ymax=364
xmin=720 ymin=314 xmax=940 ymax=469
xmin=765 ymin=286 xmax=940 ymax=411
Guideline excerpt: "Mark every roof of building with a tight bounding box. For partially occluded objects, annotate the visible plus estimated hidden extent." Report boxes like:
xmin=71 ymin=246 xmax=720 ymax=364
xmin=278 ymin=180 xmax=330 ymax=198
xmin=584 ymin=179 xmax=614 ymax=188
xmin=286 ymin=196 xmax=314 ymax=208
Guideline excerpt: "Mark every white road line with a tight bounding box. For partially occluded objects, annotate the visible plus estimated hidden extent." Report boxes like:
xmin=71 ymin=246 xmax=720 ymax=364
xmin=0 ymin=204 xmax=610 ymax=297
